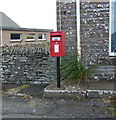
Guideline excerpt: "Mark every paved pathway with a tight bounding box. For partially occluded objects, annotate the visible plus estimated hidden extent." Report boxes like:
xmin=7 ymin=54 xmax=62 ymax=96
xmin=2 ymin=84 xmax=115 ymax=119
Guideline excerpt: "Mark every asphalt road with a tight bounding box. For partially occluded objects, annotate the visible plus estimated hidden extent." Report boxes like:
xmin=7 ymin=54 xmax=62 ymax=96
xmin=2 ymin=84 xmax=115 ymax=119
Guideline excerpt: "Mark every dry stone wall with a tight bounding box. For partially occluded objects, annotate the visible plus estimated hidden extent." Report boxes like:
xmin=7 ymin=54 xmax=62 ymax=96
xmin=0 ymin=44 xmax=56 ymax=84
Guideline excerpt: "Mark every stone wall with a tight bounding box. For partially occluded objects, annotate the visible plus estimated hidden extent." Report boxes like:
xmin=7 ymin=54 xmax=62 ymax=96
xmin=80 ymin=1 xmax=116 ymax=81
xmin=56 ymin=0 xmax=116 ymax=81
xmin=1 ymin=44 xmax=56 ymax=84
xmin=57 ymin=1 xmax=77 ymax=54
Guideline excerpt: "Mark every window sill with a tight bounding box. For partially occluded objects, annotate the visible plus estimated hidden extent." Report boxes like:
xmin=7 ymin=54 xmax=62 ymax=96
xmin=10 ymin=39 xmax=22 ymax=42
xmin=25 ymin=39 xmax=35 ymax=42
xmin=38 ymin=39 xmax=46 ymax=41
xmin=109 ymin=53 xmax=116 ymax=57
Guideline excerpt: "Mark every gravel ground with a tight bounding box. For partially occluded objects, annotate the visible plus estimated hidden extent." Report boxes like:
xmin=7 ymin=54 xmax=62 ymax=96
xmin=2 ymin=84 xmax=115 ymax=119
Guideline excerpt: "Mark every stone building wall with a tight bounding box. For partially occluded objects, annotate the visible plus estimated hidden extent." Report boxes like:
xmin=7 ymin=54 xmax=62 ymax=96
xmin=57 ymin=0 xmax=77 ymax=54
xmin=1 ymin=44 xmax=56 ymax=84
xmin=80 ymin=1 xmax=116 ymax=81
xmin=56 ymin=0 xmax=116 ymax=81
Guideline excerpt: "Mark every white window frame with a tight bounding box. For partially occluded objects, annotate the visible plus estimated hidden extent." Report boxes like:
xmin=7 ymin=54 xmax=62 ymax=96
xmin=10 ymin=33 xmax=22 ymax=42
xmin=26 ymin=33 xmax=35 ymax=41
xmin=38 ymin=34 xmax=46 ymax=40
xmin=109 ymin=0 xmax=116 ymax=56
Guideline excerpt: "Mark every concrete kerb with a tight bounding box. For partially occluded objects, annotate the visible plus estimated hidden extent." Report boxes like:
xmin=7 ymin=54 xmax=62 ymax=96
xmin=43 ymin=81 xmax=116 ymax=99
xmin=44 ymin=89 xmax=87 ymax=99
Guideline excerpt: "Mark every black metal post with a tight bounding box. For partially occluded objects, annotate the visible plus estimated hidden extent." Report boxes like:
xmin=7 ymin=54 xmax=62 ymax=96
xmin=57 ymin=57 xmax=60 ymax=88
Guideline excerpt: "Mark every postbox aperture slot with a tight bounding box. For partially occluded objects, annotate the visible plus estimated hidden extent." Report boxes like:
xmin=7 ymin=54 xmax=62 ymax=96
xmin=52 ymin=36 xmax=61 ymax=41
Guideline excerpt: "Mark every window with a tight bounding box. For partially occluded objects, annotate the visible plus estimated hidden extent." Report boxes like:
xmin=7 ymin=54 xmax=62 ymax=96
xmin=26 ymin=33 xmax=35 ymax=41
xmin=110 ymin=0 xmax=116 ymax=56
xmin=38 ymin=34 xmax=46 ymax=40
xmin=10 ymin=33 xmax=22 ymax=41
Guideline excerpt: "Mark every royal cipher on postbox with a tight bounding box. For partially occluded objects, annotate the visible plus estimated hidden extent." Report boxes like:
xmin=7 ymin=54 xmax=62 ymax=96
xmin=50 ymin=31 xmax=66 ymax=57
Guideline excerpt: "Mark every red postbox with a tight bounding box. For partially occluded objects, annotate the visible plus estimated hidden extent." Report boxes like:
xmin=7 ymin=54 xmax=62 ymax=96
xmin=50 ymin=31 xmax=66 ymax=57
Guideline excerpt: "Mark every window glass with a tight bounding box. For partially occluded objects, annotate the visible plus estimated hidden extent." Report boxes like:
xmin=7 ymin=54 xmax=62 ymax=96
xmin=26 ymin=33 xmax=35 ymax=40
xmin=38 ymin=34 xmax=46 ymax=40
xmin=11 ymin=33 xmax=22 ymax=40
xmin=110 ymin=0 xmax=116 ymax=54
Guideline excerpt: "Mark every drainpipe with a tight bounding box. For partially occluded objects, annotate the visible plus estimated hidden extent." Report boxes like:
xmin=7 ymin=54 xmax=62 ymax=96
xmin=58 ymin=0 xmax=62 ymax=31
xmin=76 ymin=0 xmax=81 ymax=57
xmin=0 ymin=27 xmax=2 ymax=48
